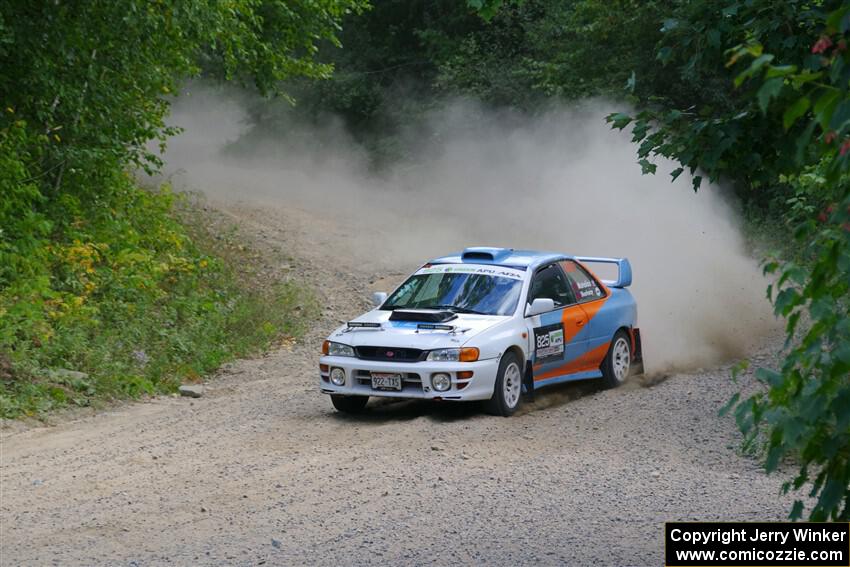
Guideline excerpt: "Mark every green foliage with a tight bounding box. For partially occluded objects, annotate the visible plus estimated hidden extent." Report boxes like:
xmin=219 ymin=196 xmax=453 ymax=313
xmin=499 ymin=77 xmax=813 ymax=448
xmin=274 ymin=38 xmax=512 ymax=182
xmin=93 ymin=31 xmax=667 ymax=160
xmin=0 ymin=0 xmax=350 ymax=418
xmin=607 ymin=1 xmax=850 ymax=520
xmin=0 ymin=0 xmax=366 ymax=189
xmin=455 ymin=0 xmax=667 ymax=103
xmin=0 ymin=180 xmax=318 ymax=418
xmin=254 ymin=0 xmax=667 ymax=160
xmin=0 ymin=118 xmax=51 ymax=285
xmin=466 ymin=0 xmax=510 ymax=22
xmin=246 ymin=0 xmax=487 ymax=156
xmin=733 ymin=9 xmax=850 ymax=521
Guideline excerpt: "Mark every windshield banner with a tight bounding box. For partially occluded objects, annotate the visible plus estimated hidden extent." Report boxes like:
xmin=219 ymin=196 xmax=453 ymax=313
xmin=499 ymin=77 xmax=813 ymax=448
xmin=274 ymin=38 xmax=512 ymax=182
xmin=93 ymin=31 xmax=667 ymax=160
xmin=417 ymin=264 xmax=525 ymax=280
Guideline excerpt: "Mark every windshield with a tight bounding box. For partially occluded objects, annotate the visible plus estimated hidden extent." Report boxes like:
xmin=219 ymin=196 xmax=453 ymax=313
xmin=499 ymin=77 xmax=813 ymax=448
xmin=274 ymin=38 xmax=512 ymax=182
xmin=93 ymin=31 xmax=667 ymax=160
xmin=382 ymin=269 xmax=523 ymax=316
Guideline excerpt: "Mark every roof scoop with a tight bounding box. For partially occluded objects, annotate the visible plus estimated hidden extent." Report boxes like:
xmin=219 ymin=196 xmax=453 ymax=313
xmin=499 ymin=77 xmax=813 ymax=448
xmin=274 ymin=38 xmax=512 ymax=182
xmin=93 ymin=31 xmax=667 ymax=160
xmin=461 ymin=247 xmax=514 ymax=262
xmin=389 ymin=309 xmax=458 ymax=323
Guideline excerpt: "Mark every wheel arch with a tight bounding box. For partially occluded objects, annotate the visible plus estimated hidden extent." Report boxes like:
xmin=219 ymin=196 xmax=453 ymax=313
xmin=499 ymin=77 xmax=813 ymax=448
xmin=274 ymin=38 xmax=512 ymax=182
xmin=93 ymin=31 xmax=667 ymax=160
xmin=501 ymin=344 xmax=534 ymax=396
xmin=503 ymin=344 xmax=526 ymax=365
xmin=614 ymin=325 xmax=638 ymax=358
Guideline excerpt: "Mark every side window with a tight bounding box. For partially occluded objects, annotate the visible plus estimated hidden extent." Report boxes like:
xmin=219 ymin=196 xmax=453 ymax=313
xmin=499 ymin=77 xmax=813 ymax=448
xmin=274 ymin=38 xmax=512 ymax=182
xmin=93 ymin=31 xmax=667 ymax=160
xmin=528 ymin=263 xmax=575 ymax=308
xmin=560 ymin=260 xmax=605 ymax=302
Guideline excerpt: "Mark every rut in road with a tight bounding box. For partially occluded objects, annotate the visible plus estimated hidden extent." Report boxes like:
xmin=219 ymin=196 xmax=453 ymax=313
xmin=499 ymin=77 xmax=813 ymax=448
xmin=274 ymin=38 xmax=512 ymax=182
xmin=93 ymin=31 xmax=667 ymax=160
xmin=0 ymin=203 xmax=793 ymax=567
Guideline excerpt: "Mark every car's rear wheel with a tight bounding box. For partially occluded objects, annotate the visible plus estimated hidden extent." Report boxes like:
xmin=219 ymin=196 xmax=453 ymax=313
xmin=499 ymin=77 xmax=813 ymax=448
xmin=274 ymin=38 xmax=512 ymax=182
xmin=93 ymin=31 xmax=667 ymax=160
xmin=486 ymin=351 xmax=523 ymax=417
xmin=331 ymin=395 xmax=369 ymax=413
xmin=601 ymin=330 xmax=631 ymax=389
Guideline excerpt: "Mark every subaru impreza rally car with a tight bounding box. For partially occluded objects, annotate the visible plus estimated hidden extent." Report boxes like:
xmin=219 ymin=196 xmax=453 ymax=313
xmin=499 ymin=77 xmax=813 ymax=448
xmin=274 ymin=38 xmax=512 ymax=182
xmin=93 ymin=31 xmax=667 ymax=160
xmin=319 ymin=247 xmax=643 ymax=416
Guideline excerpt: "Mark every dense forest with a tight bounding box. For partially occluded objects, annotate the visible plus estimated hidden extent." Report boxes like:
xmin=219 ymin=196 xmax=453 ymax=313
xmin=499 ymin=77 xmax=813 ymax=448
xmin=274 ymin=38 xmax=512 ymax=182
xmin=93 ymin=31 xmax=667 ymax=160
xmin=0 ymin=0 xmax=848 ymax=520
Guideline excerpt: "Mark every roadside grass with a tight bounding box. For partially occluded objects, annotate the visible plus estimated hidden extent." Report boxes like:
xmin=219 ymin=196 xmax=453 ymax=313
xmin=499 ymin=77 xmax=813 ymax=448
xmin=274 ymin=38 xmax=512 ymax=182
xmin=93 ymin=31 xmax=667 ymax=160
xmin=0 ymin=182 xmax=318 ymax=419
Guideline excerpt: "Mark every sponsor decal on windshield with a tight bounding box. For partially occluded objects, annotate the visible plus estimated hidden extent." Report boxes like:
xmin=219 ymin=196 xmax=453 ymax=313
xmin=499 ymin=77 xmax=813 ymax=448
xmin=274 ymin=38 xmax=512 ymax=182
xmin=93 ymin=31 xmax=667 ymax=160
xmin=416 ymin=264 xmax=525 ymax=280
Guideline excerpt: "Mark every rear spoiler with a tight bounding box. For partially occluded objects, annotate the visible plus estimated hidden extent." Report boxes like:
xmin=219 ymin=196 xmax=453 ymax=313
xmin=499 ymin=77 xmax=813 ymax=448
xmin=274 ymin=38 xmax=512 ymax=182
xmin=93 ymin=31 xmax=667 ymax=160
xmin=575 ymin=256 xmax=632 ymax=288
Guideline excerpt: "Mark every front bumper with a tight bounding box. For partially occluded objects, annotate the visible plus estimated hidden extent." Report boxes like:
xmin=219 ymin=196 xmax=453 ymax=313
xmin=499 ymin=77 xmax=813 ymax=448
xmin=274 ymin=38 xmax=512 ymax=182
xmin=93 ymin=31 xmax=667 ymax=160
xmin=319 ymin=355 xmax=500 ymax=401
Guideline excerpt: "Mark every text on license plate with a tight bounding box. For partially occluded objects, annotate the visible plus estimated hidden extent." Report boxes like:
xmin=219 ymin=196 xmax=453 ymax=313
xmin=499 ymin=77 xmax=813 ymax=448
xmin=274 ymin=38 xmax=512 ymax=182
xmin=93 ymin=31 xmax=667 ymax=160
xmin=371 ymin=372 xmax=402 ymax=390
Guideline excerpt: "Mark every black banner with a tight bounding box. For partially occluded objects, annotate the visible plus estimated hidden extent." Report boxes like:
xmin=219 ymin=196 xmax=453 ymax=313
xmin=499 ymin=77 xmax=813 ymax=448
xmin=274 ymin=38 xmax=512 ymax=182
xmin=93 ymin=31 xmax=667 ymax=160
xmin=533 ymin=323 xmax=564 ymax=364
xmin=665 ymin=522 xmax=849 ymax=567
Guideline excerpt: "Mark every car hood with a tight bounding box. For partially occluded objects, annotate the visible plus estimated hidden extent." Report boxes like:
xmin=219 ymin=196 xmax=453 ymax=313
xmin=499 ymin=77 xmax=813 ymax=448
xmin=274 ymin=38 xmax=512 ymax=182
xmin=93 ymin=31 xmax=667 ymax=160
xmin=327 ymin=310 xmax=509 ymax=350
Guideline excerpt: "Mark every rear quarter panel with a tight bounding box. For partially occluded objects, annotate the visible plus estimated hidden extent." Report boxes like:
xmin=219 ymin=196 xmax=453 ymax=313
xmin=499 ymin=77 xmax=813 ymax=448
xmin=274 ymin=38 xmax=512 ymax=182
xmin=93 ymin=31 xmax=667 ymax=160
xmin=584 ymin=287 xmax=637 ymax=359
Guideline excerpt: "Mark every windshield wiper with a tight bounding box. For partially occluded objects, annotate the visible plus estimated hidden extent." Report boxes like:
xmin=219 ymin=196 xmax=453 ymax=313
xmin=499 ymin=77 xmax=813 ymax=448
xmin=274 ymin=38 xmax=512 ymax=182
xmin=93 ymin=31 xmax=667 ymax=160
xmin=422 ymin=304 xmax=487 ymax=315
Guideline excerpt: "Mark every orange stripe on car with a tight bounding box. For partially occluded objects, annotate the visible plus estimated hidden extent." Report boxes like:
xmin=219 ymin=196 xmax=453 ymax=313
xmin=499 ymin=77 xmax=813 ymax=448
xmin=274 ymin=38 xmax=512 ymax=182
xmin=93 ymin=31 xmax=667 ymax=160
xmin=533 ymin=341 xmax=610 ymax=382
xmin=578 ymin=295 xmax=608 ymax=323
xmin=560 ymin=304 xmax=588 ymax=345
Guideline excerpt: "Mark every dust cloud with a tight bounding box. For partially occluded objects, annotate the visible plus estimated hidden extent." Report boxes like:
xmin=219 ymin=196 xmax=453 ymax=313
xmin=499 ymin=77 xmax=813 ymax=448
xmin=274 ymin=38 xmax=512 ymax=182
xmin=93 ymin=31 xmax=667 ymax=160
xmin=155 ymin=84 xmax=778 ymax=373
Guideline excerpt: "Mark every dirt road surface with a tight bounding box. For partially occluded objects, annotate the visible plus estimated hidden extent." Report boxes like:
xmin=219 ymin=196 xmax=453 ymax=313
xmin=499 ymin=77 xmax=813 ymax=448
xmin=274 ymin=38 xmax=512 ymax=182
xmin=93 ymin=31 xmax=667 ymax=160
xmin=0 ymin=203 xmax=793 ymax=566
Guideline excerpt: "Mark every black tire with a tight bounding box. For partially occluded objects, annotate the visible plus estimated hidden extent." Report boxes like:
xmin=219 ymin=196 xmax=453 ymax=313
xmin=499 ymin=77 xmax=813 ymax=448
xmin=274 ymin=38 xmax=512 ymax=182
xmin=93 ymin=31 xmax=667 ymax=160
xmin=601 ymin=330 xmax=631 ymax=389
xmin=486 ymin=351 xmax=523 ymax=417
xmin=331 ymin=395 xmax=369 ymax=413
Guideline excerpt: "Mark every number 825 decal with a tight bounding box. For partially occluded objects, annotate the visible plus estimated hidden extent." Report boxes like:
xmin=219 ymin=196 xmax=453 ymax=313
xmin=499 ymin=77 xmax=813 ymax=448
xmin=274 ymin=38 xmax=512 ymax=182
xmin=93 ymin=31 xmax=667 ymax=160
xmin=533 ymin=323 xmax=564 ymax=363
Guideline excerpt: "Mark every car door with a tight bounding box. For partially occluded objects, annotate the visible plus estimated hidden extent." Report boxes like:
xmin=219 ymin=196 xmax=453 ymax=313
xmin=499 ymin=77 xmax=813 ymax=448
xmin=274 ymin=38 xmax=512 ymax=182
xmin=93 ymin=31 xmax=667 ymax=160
xmin=524 ymin=262 xmax=590 ymax=385
xmin=559 ymin=259 xmax=611 ymax=371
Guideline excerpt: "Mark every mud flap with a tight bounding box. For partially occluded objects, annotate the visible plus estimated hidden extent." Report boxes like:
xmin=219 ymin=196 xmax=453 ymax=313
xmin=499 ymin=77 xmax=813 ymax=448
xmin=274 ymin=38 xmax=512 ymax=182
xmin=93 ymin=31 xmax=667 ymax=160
xmin=522 ymin=361 xmax=535 ymax=401
xmin=630 ymin=328 xmax=644 ymax=376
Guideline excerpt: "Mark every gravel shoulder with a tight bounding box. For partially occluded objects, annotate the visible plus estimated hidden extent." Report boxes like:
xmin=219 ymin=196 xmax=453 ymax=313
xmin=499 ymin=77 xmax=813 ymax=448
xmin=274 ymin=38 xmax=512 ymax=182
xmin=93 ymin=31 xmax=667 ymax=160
xmin=0 ymin=203 xmax=793 ymax=566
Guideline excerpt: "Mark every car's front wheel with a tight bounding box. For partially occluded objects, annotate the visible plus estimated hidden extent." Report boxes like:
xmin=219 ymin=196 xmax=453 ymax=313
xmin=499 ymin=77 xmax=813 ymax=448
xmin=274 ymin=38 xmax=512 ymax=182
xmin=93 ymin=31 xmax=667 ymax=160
xmin=486 ymin=351 xmax=523 ymax=417
xmin=601 ymin=330 xmax=631 ymax=388
xmin=331 ymin=395 xmax=369 ymax=413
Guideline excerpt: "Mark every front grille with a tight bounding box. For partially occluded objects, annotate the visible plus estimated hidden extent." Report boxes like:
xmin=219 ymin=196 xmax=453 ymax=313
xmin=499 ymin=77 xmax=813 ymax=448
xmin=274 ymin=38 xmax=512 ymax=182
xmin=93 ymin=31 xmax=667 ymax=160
xmin=355 ymin=346 xmax=426 ymax=363
xmin=355 ymin=370 xmax=423 ymax=393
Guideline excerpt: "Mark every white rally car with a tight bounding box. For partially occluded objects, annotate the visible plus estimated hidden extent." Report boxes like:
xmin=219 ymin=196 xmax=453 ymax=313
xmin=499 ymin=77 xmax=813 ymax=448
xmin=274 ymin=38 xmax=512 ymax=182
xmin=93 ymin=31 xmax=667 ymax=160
xmin=319 ymin=247 xmax=642 ymax=416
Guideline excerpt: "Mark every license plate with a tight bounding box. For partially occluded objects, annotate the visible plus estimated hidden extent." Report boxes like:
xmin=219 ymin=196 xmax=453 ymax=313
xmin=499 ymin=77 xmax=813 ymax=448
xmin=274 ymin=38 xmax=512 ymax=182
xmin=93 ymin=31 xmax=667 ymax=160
xmin=371 ymin=372 xmax=402 ymax=391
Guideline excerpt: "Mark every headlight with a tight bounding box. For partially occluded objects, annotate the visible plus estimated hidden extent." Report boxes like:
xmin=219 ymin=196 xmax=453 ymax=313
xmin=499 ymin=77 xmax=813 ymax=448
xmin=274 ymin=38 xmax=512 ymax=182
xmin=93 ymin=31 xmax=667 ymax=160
xmin=426 ymin=347 xmax=479 ymax=362
xmin=322 ymin=340 xmax=355 ymax=357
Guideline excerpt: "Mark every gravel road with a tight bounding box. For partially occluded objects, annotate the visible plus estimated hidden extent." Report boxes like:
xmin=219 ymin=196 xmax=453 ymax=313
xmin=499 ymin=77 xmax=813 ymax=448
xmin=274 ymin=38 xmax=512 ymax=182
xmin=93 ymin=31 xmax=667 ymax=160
xmin=0 ymin=203 xmax=794 ymax=566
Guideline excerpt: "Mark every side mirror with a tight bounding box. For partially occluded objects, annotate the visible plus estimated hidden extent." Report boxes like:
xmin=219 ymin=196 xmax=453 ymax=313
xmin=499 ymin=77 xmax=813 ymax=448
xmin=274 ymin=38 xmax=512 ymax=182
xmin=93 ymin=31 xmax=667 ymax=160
xmin=526 ymin=297 xmax=555 ymax=317
xmin=372 ymin=292 xmax=388 ymax=307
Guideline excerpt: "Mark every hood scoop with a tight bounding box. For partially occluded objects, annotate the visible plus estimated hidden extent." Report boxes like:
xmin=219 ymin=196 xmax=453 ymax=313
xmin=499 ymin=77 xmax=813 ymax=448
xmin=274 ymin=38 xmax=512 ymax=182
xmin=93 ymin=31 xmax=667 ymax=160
xmin=389 ymin=309 xmax=458 ymax=323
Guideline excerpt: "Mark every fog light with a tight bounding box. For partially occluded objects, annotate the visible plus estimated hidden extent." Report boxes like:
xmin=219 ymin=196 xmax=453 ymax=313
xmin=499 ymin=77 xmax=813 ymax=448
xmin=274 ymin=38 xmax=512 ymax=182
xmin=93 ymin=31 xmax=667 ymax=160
xmin=431 ymin=372 xmax=451 ymax=392
xmin=330 ymin=367 xmax=345 ymax=386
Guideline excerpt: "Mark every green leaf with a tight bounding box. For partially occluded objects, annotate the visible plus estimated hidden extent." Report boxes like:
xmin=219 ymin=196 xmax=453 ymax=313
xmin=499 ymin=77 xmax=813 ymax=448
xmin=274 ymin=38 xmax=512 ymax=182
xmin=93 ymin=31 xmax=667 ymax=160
xmin=765 ymin=445 xmax=783 ymax=472
xmin=816 ymin=478 xmax=845 ymax=517
xmin=467 ymin=0 xmax=505 ymax=20
xmin=795 ymin=120 xmax=817 ymax=166
xmin=721 ymin=4 xmax=739 ymax=17
xmin=735 ymin=54 xmax=774 ymax=87
xmin=755 ymin=367 xmax=783 ymax=387
xmin=829 ymin=100 xmax=850 ymax=132
xmin=719 ymin=392 xmax=740 ymax=416
xmin=692 ymin=175 xmax=702 ymax=191
xmin=783 ymin=97 xmax=810 ymax=130
xmin=791 ymin=70 xmax=823 ymax=89
xmin=707 ymin=29 xmax=721 ymax=48
xmin=670 ymin=167 xmax=684 ymax=181
xmin=789 ymin=500 xmax=804 ymax=520
xmin=607 ymin=112 xmax=632 ymax=130
xmin=757 ymin=77 xmax=784 ymax=114
xmin=834 ymin=344 xmax=850 ymax=364
xmin=774 ymin=288 xmax=801 ymax=315
xmin=814 ymin=89 xmax=841 ymax=130
xmin=766 ymin=65 xmax=797 ymax=78
xmin=826 ymin=6 xmax=850 ymax=33
xmin=639 ymin=158 xmax=657 ymax=175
